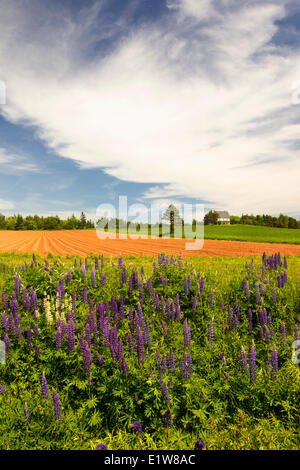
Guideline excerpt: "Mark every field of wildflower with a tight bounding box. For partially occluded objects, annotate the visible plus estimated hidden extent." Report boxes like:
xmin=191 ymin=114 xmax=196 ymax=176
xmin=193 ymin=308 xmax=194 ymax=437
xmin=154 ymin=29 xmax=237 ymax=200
xmin=0 ymin=252 xmax=299 ymax=450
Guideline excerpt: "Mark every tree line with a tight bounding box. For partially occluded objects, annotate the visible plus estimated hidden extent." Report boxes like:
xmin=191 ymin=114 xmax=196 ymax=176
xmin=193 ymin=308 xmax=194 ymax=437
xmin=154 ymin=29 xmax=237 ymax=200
xmin=0 ymin=212 xmax=95 ymax=230
xmin=229 ymin=213 xmax=300 ymax=229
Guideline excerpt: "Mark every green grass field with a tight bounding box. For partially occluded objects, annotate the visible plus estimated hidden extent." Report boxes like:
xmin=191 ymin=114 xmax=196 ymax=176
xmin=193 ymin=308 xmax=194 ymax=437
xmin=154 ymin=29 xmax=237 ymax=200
xmin=203 ymin=224 xmax=300 ymax=244
xmin=105 ymin=224 xmax=300 ymax=244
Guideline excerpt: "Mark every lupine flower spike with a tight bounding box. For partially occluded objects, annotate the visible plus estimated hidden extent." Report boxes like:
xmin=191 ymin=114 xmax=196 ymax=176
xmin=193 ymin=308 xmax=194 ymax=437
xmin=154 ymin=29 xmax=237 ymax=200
xmin=95 ymin=444 xmax=108 ymax=450
xmin=194 ymin=439 xmax=207 ymax=450
xmin=130 ymin=421 xmax=142 ymax=435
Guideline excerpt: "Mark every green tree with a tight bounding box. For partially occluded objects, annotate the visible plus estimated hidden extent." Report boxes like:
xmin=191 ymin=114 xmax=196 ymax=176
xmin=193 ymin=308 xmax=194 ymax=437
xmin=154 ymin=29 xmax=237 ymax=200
xmin=162 ymin=204 xmax=182 ymax=237
xmin=79 ymin=212 xmax=87 ymax=229
xmin=15 ymin=214 xmax=24 ymax=230
xmin=0 ymin=213 xmax=6 ymax=229
xmin=204 ymin=210 xmax=219 ymax=225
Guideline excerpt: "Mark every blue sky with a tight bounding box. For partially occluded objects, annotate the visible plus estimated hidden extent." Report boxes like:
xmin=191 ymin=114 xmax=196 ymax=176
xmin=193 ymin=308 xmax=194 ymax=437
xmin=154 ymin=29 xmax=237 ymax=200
xmin=0 ymin=0 xmax=300 ymax=221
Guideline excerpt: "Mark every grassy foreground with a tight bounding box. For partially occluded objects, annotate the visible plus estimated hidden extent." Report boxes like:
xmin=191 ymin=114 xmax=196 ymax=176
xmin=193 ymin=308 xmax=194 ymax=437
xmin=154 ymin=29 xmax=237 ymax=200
xmin=0 ymin=251 xmax=299 ymax=450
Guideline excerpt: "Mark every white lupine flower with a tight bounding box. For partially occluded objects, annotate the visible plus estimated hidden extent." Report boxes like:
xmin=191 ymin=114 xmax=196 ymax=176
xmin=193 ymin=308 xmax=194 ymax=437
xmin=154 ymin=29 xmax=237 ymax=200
xmin=44 ymin=299 xmax=53 ymax=324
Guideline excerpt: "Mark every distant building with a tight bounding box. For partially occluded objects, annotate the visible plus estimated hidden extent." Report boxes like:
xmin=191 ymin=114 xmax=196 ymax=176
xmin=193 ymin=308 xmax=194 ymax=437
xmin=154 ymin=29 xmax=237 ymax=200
xmin=216 ymin=211 xmax=230 ymax=224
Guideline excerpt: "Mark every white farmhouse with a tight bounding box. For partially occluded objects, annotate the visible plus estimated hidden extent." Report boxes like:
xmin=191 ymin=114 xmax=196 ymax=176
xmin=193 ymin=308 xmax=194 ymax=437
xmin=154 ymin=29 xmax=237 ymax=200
xmin=216 ymin=211 xmax=230 ymax=225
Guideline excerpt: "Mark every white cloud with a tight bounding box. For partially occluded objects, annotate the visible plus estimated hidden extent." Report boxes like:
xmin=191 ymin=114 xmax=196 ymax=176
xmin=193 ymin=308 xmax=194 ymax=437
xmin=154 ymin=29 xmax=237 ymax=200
xmin=0 ymin=198 xmax=15 ymax=210
xmin=0 ymin=0 xmax=299 ymax=215
xmin=0 ymin=148 xmax=43 ymax=173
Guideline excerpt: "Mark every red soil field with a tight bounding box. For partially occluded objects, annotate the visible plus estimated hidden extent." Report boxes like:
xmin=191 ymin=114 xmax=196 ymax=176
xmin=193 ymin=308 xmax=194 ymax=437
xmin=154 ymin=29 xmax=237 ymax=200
xmin=0 ymin=230 xmax=300 ymax=258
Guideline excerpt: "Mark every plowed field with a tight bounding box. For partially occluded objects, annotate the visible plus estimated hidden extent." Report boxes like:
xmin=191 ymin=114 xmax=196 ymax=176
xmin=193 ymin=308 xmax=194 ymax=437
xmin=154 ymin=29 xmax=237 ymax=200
xmin=0 ymin=230 xmax=300 ymax=258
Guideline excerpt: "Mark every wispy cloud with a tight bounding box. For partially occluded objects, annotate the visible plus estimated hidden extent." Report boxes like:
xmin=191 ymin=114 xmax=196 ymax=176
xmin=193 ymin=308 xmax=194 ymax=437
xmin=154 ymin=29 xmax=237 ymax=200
xmin=0 ymin=198 xmax=14 ymax=210
xmin=0 ymin=0 xmax=299 ymax=215
xmin=0 ymin=147 xmax=45 ymax=174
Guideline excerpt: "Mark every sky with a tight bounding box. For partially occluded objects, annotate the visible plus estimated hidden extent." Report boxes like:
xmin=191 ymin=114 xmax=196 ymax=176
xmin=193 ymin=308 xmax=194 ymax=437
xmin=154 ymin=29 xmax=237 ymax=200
xmin=0 ymin=0 xmax=300 ymax=221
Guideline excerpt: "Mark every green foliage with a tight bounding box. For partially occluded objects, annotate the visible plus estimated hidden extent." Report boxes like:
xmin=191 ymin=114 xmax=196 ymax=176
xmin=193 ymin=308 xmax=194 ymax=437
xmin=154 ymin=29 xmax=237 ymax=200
xmin=0 ymin=252 xmax=299 ymax=450
xmin=0 ymin=212 xmax=95 ymax=231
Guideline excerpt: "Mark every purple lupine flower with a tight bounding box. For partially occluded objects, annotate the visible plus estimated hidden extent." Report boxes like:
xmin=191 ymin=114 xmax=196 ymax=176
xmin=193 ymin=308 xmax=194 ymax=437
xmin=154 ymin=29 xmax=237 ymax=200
xmin=33 ymin=323 xmax=39 ymax=340
xmin=255 ymin=283 xmax=261 ymax=304
xmin=220 ymin=301 xmax=224 ymax=310
xmin=130 ymin=421 xmax=142 ymax=435
xmin=0 ymin=384 xmax=7 ymax=395
xmin=91 ymin=267 xmax=96 ymax=288
xmin=264 ymin=326 xmax=271 ymax=344
xmin=180 ymin=351 xmax=193 ymax=379
xmin=192 ymin=294 xmax=197 ymax=314
xmin=183 ymin=318 xmax=191 ymax=349
xmin=225 ymin=372 xmax=230 ymax=381
xmin=184 ymin=278 xmax=189 ymax=296
xmin=208 ymin=318 xmax=214 ymax=347
xmin=156 ymin=349 xmax=162 ymax=372
xmin=2 ymin=292 xmax=8 ymax=311
xmin=220 ymin=352 xmax=227 ymax=366
xmin=41 ymin=371 xmax=50 ymax=400
xmin=249 ymin=341 xmax=256 ymax=384
xmin=83 ymin=342 xmax=92 ymax=383
xmin=35 ymin=346 xmax=40 ymax=357
xmin=228 ymin=306 xmax=233 ymax=331
xmin=281 ymin=323 xmax=286 ymax=345
xmin=241 ymin=346 xmax=247 ymax=374
xmin=160 ymin=380 xmax=170 ymax=404
xmin=162 ymin=320 xmax=167 ymax=336
xmin=95 ymin=444 xmax=108 ymax=450
xmin=194 ymin=440 xmax=206 ymax=451
xmin=136 ymin=326 xmax=144 ymax=367
xmin=259 ymin=307 xmax=267 ymax=327
xmin=128 ymin=275 xmax=133 ymax=299
xmin=24 ymin=402 xmax=29 ymax=425
xmin=284 ymin=257 xmax=288 ymax=269
xmin=96 ymin=352 xmax=105 ymax=368
xmin=85 ymin=323 xmax=91 ymax=347
xmin=119 ymin=295 xmax=124 ymax=322
xmin=163 ymin=410 xmax=172 ymax=428
xmin=56 ymin=327 xmax=62 ymax=350
xmin=67 ymin=320 xmax=75 ymax=352
xmin=16 ymin=324 xmax=22 ymax=341
xmin=161 ymin=296 xmax=166 ymax=316
xmin=294 ymin=325 xmax=299 ymax=341
xmin=270 ymin=344 xmax=278 ymax=381
xmin=178 ymin=253 xmax=183 ymax=270
xmin=81 ymin=265 xmax=86 ymax=278
xmin=143 ymin=323 xmax=152 ymax=349
xmin=119 ymin=356 xmax=129 ymax=376
xmin=174 ymin=293 xmax=181 ymax=320
xmin=259 ymin=327 xmax=264 ymax=339
xmin=82 ymin=286 xmax=88 ymax=303
xmin=72 ymin=292 xmax=77 ymax=312
xmin=282 ymin=271 xmax=288 ymax=286
xmin=245 ymin=282 xmax=250 ymax=300
xmin=168 ymin=349 xmax=176 ymax=376
xmin=199 ymin=277 xmax=205 ymax=293
xmin=138 ymin=281 xmax=144 ymax=304
xmin=209 ymin=291 xmax=214 ymax=307
xmin=277 ymin=273 xmax=282 ymax=288
xmin=161 ymin=356 xmax=168 ymax=373
xmin=248 ymin=308 xmax=253 ymax=331
xmin=117 ymin=338 xmax=124 ymax=362
xmin=52 ymin=388 xmax=62 ymax=421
